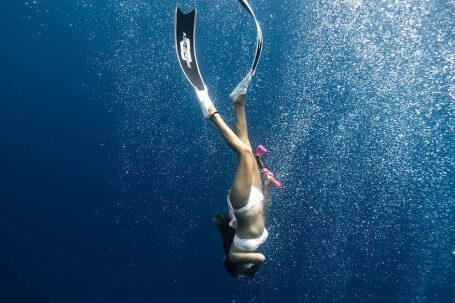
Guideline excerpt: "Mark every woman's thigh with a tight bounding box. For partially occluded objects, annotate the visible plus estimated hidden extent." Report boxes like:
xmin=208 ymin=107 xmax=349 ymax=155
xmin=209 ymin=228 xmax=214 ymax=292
xmin=229 ymin=152 xmax=255 ymax=209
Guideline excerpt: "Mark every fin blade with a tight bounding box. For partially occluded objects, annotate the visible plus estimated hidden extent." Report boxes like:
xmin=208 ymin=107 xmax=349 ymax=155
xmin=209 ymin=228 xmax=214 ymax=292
xmin=175 ymin=8 xmax=206 ymax=91
xmin=237 ymin=0 xmax=263 ymax=76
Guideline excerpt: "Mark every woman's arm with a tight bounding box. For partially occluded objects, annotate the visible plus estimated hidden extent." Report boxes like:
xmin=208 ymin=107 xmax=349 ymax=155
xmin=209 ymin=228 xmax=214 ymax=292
xmin=230 ymin=251 xmax=266 ymax=264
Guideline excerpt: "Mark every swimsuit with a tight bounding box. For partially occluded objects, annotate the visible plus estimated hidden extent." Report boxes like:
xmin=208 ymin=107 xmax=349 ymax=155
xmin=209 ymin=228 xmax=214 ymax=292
xmin=227 ymin=186 xmax=269 ymax=252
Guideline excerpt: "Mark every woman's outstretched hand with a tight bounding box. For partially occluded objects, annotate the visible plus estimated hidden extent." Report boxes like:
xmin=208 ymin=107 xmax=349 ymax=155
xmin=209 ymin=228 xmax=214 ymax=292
xmin=262 ymin=168 xmax=283 ymax=189
xmin=263 ymin=168 xmax=274 ymax=185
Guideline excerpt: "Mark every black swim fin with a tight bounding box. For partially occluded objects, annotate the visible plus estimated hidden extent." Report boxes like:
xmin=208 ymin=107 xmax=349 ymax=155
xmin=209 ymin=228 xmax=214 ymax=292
xmin=237 ymin=0 xmax=263 ymax=76
xmin=175 ymin=8 xmax=206 ymax=91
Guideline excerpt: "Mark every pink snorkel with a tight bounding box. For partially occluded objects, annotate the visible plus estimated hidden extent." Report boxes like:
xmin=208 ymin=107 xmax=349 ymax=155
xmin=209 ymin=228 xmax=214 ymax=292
xmin=255 ymin=145 xmax=283 ymax=189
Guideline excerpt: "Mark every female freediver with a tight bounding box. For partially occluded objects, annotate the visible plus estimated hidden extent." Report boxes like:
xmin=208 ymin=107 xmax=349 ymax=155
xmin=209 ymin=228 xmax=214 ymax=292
xmin=199 ymin=75 xmax=275 ymax=278
xmin=175 ymin=0 xmax=280 ymax=278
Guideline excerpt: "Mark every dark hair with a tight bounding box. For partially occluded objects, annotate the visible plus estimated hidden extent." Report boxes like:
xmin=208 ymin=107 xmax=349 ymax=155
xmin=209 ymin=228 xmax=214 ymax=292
xmin=224 ymin=258 xmax=261 ymax=278
xmin=224 ymin=258 xmax=239 ymax=277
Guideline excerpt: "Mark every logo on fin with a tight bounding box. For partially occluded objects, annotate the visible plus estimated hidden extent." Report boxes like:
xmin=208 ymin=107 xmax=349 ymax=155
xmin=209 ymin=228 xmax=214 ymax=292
xmin=180 ymin=32 xmax=192 ymax=68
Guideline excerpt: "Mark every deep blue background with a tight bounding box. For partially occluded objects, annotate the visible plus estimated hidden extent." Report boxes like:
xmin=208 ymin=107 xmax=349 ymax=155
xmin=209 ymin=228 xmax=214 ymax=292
xmin=1 ymin=1 xmax=454 ymax=302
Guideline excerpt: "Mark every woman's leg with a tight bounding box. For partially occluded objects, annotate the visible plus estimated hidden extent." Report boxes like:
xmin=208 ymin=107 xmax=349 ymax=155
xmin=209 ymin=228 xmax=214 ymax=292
xmin=229 ymin=151 xmax=255 ymax=208
xmin=209 ymin=107 xmax=254 ymax=208
xmin=233 ymin=96 xmax=263 ymax=189
xmin=209 ymin=106 xmax=251 ymax=154
xmin=233 ymin=95 xmax=251 ymax=146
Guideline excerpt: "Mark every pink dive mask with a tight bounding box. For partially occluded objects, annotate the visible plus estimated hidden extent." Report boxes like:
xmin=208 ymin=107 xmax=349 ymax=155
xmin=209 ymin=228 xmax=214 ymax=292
xmin=255 ymin=145 xmax=268 ymax=157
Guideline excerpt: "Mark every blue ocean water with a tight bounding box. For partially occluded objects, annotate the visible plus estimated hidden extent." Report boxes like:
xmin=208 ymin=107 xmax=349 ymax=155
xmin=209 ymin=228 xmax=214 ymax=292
xmin=0 ymin=0 xmax=454 ymax=302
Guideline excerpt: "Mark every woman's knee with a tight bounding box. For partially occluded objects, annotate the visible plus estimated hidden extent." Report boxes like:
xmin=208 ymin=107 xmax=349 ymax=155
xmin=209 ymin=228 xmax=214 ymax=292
xmin=236 ymin=142 xmax=253 ymax=155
